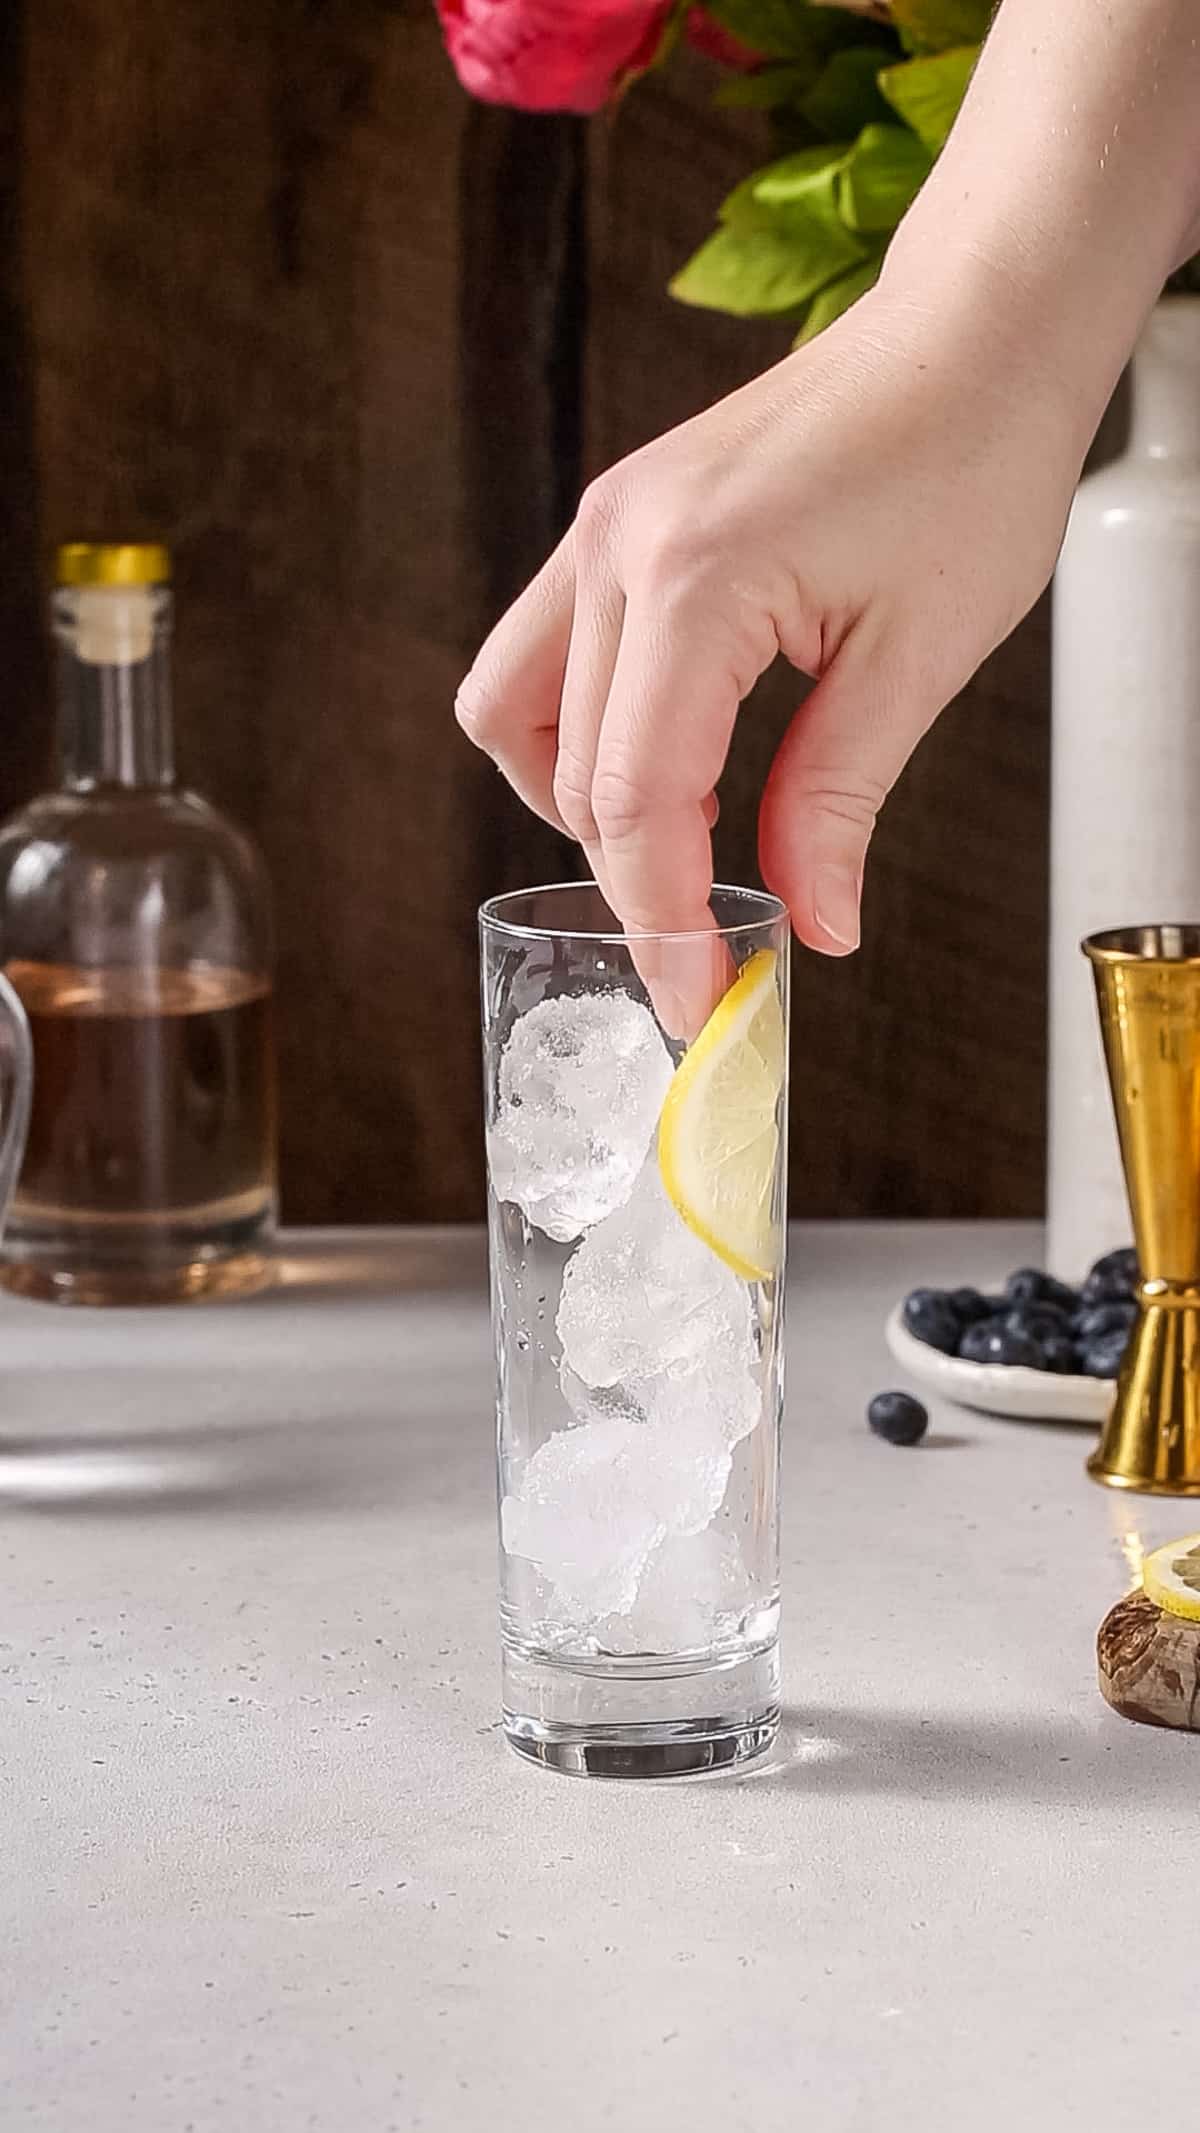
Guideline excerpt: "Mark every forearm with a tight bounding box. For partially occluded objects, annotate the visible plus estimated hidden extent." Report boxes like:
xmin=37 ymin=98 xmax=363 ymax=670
xmin=882 ymin=0 xmax=1200 ymax=455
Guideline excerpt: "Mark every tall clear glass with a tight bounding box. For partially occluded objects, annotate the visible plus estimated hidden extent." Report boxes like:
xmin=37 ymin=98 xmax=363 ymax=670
xmin=480 ymin=883 xmax=789 ymax=1778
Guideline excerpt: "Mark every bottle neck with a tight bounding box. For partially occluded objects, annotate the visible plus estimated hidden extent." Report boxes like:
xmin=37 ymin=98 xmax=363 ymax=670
xmin=1129 ymin=298 xmax=1200 ymax=461
xmin=53 ymin=584 xmax=175 ymax=791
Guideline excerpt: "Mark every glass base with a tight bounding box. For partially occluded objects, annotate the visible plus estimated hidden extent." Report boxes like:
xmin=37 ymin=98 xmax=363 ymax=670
xmin=502 ymin=1639 xmax=779 ymax=1780
xmin=0 ymin=1206 xmax=275 ymax=1307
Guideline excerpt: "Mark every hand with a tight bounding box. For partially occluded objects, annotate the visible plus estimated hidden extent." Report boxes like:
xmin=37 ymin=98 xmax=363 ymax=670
xmin=456 ymin=272 xmax=1085 ymax=957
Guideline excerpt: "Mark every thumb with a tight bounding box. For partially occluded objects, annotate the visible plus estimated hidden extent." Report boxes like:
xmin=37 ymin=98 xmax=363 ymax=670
xmin=758 ymin=640 xmax=932 ymax=955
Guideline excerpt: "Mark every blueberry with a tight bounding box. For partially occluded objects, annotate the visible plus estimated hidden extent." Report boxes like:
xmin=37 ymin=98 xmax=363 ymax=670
xmin=1082 ymin=1322 xmax=1133 ymax=1379
xmin=948 ymin=1286 xmax=991 ymax=1326
xmin=958 ymin=1320 xmax=1043 ymax=1368
xmin=1005 ymin=1267 xmax=1079 ymax=1313
xmin=1005 ymin=1303 xmax=1072 ymax=1342
xmin=957 ymin=1320 xmax=995 ymax=1363
xmin=1076 ymin=1299 xmax=1137 ymax=1341
xmin=868 ymin=1391 xmax=929 ymax=1446
xmin=902 ymin=1287 xmax=960 ymax=1355
xmin=1040 ymin=1332 xmax=1083 ymax=1375
xmin=1081 ymin=1270 xmax=1124 ymax=1307
xmin=1090 ymin=1245 xmax=1139 ymax=1289
xmin=1003 ymin=1268 xmax=1043 ymax=1306
xmin=1081 ymin=1248 xmax=1140 ymax=1307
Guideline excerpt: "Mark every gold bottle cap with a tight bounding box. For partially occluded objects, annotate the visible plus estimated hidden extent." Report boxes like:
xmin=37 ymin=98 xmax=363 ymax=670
xmin=55 ymin=541 xmax=171 ymax=589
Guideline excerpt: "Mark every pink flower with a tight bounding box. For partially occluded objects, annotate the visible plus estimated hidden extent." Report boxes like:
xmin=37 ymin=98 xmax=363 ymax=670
xmin=436 ymin=0 xmax=674 ymax=114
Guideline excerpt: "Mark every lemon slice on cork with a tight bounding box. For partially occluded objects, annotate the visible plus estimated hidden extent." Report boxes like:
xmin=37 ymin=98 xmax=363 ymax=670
xmin=1142 ymin=1534 xmax=1200 ymax=1622
xmin=657 ymin=948 xmax=784 ymax=1283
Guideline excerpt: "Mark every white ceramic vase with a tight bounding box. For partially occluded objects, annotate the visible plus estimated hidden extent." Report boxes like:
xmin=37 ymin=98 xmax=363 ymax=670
xmin=1048 ymin=296 xmax=1200 ymax=1279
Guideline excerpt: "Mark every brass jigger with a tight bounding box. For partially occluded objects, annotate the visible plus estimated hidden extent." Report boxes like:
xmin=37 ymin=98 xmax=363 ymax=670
xmin=1084 ymin=925 xmax=1200 ymax=1494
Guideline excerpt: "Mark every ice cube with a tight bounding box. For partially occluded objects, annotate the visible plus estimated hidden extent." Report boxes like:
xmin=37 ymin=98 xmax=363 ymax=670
xmin=597 ymin=1530 xmax=753 ymax=1656
xmin=561 ymin=1351 xmax=761 ymax=1446
xmin=557 ymin=1162 xmax=756 ymax=1390
xmin=559 ymin=1362 xmax=639 ymax=1427
xmin=633 ymin=1356 xmax=762 ymax=1448
xmin=501 ymin=1409 xmax=732 ymax=1626
xmin=501 ymin=1416 xmax=662 ymax=1621
xmin=488 ymin=992 xmax=673 ymax=1243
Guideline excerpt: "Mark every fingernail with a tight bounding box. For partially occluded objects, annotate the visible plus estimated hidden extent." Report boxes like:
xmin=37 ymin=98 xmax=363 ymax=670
xmin=813 ymin=865 xmax=860 ymax=953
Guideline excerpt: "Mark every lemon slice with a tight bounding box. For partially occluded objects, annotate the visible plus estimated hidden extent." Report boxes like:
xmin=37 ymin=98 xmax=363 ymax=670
xmin=1143 ymin=1533 xmax=1200 ymax=1622
xmin=657 ymin=948 xmax=784 ymax=1282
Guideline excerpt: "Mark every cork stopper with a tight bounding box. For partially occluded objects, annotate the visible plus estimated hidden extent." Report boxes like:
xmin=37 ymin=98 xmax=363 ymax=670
xmin=70 ymin=585 xmax=156 ymax=666
xmin=53 ymin=543 xmax=170 ymax=666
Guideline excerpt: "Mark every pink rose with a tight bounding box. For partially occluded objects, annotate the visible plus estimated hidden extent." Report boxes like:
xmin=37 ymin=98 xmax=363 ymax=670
xmin=436 ymin=0 xmax=674 ymax=114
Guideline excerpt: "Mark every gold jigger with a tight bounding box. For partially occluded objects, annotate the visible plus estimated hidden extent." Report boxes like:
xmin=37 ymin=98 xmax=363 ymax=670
xmin=1084 ymin=925 xmax=1200 ymax=1494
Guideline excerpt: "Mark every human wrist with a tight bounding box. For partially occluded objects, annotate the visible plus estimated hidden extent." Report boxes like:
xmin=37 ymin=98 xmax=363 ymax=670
xmin=874 ymin=221 xmax=1128 ymax=473
xmin=872 ymin=0 xmax=1200 ymax=469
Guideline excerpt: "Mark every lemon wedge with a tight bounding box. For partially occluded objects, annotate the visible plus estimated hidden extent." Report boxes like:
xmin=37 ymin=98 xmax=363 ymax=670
xmin=657 ymin=948 xmax=785 ymax=1282
xmin=1143 ymin=1533 xmax=1200 ymax=1622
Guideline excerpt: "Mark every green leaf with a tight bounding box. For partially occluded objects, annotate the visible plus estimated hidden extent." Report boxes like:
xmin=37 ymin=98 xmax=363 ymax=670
xmin=646 ymin=0 xmax=692 ymax=71
xmin=878 ymin=43 xmax=978 ymax=151
xmin=701 ymin=0 xmax=830 ymax=61
xmin=798 ymin=45 xmax=895 ymax=137
xmin=836 ymin=123 xmax=932 ymax=234
xmin=793 ymin=256 xmax=883 ymax=345
xmin=750 ymin=143 xmax=852 ymax=205
xmin=703 ymin=0 xmax=900 ymax=65
xmin=890 ymin=0 xmax=993 ymax=50
xmin=715 ymin=63 xmax=815 ymax=111
xmin=671 ymin=182 xmax=869 ymax=318
xmin=718 ymin=143 xmax=850 ymax=232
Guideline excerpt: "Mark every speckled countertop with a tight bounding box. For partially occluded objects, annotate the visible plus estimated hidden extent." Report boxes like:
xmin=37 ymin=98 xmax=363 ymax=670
xmin=4 ymin=1224 xmax=1198 ymax=2132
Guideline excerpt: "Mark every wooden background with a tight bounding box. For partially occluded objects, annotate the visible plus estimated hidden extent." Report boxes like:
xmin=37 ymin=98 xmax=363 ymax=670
xmin=0 ymin=0 xmax=1050 ymax=1224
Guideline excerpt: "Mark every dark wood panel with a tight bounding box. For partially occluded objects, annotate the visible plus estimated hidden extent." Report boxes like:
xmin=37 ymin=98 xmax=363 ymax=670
xmin=2 ymin=8 xmax=1051 ymax=1222
xmin=0 ymin=3 xmax=49 ymax=815
xmin=458 ymin=104 xmax=593 ymax=917
xmin=15 ymin=0 xmax=589 ymax=1223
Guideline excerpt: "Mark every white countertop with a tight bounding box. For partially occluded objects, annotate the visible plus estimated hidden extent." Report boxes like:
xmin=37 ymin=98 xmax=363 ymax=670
xmin=5 ymin=1223 xmax=1197 ymax=2132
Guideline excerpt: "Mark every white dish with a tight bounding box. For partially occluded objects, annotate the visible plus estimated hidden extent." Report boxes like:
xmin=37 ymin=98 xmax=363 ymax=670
xmin=884 ymin=1306 xmax=1113 ymax=1427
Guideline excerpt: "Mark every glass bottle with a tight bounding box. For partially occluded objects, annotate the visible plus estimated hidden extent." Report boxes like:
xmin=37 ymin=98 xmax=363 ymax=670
xmin=0 ymin=542 xmax=277 ymax=1303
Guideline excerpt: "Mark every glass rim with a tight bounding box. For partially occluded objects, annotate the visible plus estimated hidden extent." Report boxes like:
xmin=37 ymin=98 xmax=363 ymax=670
xmin=478 ymin=880 xmax=789 ymax=946
xmin=1083 ymin=923 xmax=1200 ymax=967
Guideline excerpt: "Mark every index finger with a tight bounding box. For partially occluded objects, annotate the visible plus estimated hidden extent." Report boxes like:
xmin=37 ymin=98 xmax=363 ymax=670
xmin=590 ymin=600 xmax=744 ymax=1031
xmin=455 ymin=532 xmax=576 ymax=831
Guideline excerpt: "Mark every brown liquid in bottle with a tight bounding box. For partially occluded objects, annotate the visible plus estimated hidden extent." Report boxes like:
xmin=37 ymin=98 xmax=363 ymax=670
xmin=3 ymin=961 xmax=277 ymax=1302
